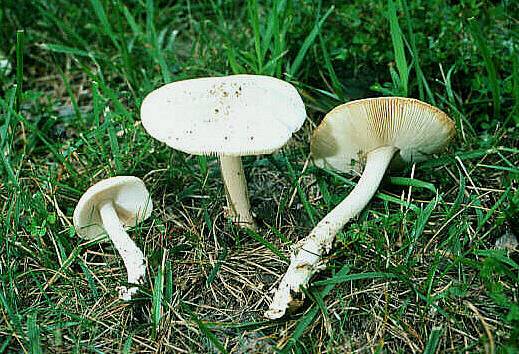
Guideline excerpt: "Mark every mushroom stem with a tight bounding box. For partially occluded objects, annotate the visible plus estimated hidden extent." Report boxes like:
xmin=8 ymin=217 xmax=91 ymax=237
xmin=219 ymin=155 xmax=257 ymax=229
xmin=99 ymin=200 xmax=146 ymax=300
xmin=265 ymin=145 xmax=397 ymax=319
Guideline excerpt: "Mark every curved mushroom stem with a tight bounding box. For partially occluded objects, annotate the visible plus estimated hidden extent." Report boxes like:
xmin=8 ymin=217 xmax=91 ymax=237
xmin=265 ymin=145 xmax=397 ymax=319
xmin=219 ymin=155 xmax=257 ymax=230
xmin=99 ymin=200 xmax=146 ymax=300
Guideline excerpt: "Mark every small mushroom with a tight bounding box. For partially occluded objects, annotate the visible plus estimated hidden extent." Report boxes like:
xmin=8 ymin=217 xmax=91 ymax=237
xmin=141 ymin=75 xmax=306 ymax=229
xmin=265 ymin=97 xmax=456 ymax=319
xmin=73 ymin=176 xmax=153 ymax=300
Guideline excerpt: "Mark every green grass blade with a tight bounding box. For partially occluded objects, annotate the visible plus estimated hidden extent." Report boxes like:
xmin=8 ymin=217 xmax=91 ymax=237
xmin=423 ymin=326 xmax=443 ymax=354
xmin=443 ymin=65 xmax=457 ymax=106
xmin=287 ymin=5 xmax=334 ymax=79
xmin=206 ymin=246 xmax=228 ymax=286
xmin=284 ymin=157 xmax=315 ymax=225
xmin=164 ymin=260 xmax=173 ymax=305
xmin=91 ymin=80 xmax=103 ymax=127
xmin=376 ymin=192 xmax=419 ymax=212
xmin=247 ymin=0 xmax=263 ymax=73
xmin=272 ymin=0 xmax=289 ymax=77
xmin=511 ymin=49 xmax=519 ymax=124
xmin=389 ymin=176 xmax=437 ymax=193
xmin=476 ymin=186 xmax=510 ymax=231
xmin=282 ymin=306 xmax=319 ymax=353
xmin=122 ymin=335 xmax=133 ymax=354
xmin=306 ymin=287 xmax=331 ymax=334
xmin=399 ymin=0 xmax=434 ymax=103
xmin=473 ymin=249 xmax=519 ymax=271
xmin=281 ymin=265 xmax=350 ymax=353
xmin=57 ymin=65 xmax=82 ymax=122
xmin=0 ymin=89 xmax=19 ymax=188
xmin=34 ymin=2 xmax=89 ymax=50
xmin=0 ymin=334 xmax=13 ymax=352
xmin=181 ymin=302 xmax=229 ymax=354
xmin=146 ymin=0 xmax=171 ymax=83
xmin=121 ymin=4 xmax=143 ymax=36
xmin=245 ymin=228 xmax=288 ymax=262
xmin=15 ymin=30 xmax=24 ymax=112
xmin=205 ymin=319 xmax=271 ymax=329
xmin=405 ymin=195 xmax=439 ymax=262
xmin=39 ymin=43 xmax=94 ymax=58
xmin=89 ymin=0 xmax=118 ymax=46
xmin=152 ymin=255 xmax=165 ymax=337
xmin=387 ymin=0 xmax=408 ymax=96
xmin=268 ymin=225 xmax=291 ymax=244
xmin=477 ymin=164 xmax=519 ymax=173
xmin=313 ymin=271 xmax=398 ymax=286
xmin=197 ymin=156 xmax=208 ymax=177
xmin=27 ymin=311 xmax=42 ymax=354
xmin=0 ymin=88 xmax=16 ymax=150
xmin=106 ymin=111 xmax=122 ymax=173
xmin=445 ymin=170 xmax=465 ymax=219
xmin=261 ymin=0 xmax=286 ymax=65
xmin=77 ymin=260 xmax=99 ymax=299
xmin=0 ymin=290 xmax=24 ymax=341
xmin=88 ymin=74 xmax=131 ymax=118
xmin=319 ymin=33 xmax=345 ymax=100
xmin=468 ymin=18 xmax=500 ymax=120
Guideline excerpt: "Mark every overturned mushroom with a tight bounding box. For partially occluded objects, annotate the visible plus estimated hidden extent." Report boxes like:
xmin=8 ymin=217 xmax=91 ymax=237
xmin=265 ymin=97 xmax=455 ymax=319
xmin=73 ymin=176 xmax=152 ymax=300
xmin=141 ymin=74 xmax=306 ymax=229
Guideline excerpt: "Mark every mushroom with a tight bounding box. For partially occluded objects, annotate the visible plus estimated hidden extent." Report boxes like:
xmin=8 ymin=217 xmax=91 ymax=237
xmin=141 ymin=74 xmax=306 ymax=229
xmin=73 ymin=176 xmax=153 ymax=300
xmin=265 ymin=97 xmax=455 ymax=319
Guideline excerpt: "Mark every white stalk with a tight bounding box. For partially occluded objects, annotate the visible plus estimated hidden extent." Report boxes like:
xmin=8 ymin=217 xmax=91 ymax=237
xmin=265 ymin=146 xmax=397 ymax=319
xmin=99 ymin=200 xmax=146 ymax=300
xmin=220 ymin=155 xmax=257 ymax=229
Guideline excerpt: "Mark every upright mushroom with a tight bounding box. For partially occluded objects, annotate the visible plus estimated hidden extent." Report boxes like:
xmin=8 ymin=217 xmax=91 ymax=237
xmin=265 ymin=97 xmax=455 ymax=319
xmin=141 ymin=74 xmax=306 ymax=229
xmin=73 ymin=176 xmax=152 ymax=300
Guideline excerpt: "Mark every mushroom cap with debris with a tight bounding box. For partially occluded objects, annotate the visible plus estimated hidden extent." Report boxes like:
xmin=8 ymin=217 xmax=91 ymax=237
xmin=73 ymin=176 xmax=153 ymax=240
xmin=141 ymin=75 xmax=306 ymax=156
xmin=311 ymin=97 xmax=456 ymax=174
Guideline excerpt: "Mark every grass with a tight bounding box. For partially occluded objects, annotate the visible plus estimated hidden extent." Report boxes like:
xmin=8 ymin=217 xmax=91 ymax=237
xmin=1 ymin=0 xmax=518 ymax=352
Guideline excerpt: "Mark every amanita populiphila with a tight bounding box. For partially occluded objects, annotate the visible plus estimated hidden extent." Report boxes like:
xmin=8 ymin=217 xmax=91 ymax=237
xmin=265 ymin=97 xmax=456 ymax=319
xmin=73 ymin=176 xmax=152 ymax=300
xmin=141 ymin=74 xmax=306 ymax=229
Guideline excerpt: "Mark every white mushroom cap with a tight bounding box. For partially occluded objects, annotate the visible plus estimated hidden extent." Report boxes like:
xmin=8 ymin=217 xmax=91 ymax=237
xmin=73 ymin=176 xmax=153 ymax=240
xmin=141 ymin=74 xmax=306 ymax=156
xmin=311 ymin=97 xmax=456 ymax=173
